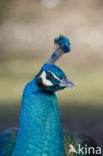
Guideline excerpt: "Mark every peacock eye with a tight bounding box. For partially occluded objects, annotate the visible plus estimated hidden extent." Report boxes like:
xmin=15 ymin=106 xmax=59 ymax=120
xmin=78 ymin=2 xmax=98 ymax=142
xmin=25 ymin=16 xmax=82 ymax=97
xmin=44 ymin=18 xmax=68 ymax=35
xmin=46 ymin=72 xmax=54 ymax=80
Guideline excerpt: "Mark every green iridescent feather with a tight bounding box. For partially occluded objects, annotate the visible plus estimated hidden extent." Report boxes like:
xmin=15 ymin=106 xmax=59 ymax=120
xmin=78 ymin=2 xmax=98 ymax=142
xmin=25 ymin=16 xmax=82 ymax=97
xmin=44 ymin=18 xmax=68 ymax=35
xmin=0 ymin=35 xmax=100 ymax=156
xmin=0 ymin=128 xmax=17 ymax=156
xmin=0 ymin=128 xmax=99 ymax=156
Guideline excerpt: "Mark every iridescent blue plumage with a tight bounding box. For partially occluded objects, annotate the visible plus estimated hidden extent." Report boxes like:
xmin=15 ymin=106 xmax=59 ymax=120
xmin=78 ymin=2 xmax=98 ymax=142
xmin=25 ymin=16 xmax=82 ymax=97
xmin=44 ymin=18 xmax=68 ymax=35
xmin=12 ymin=65 xmax=67 ymax=156
xmin=48 ymin=35 xmax=71 ymax=64
xmin=54 ymin=34 xmax=71 ymax=53
xmin=0 ymin=35 xmax=99 ymax=156
xmin=41 ymin=63 xmax=66 ymax=80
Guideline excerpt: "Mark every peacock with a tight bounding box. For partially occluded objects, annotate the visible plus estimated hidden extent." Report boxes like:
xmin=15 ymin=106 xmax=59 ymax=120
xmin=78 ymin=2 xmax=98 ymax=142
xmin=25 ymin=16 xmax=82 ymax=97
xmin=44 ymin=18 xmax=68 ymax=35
xmin=0 ymin=35 xmax=100 ymax=156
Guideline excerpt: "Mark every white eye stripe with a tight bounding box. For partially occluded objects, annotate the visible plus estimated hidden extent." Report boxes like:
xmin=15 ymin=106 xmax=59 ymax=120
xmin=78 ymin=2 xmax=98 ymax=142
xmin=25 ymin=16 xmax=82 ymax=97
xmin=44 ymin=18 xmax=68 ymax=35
xmin=39 ymin=70 xmax=63 ymax=87
xmin=40 ymin=71 xmax=53 ymax=86
xmin=49 ymin=71 xmax=63 ymax=83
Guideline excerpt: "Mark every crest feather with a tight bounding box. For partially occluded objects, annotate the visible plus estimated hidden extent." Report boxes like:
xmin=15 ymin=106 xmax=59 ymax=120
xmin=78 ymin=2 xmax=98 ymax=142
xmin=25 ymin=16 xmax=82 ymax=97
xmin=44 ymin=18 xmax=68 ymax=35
xmin=47 ymin=35 xmax=71 ymax=65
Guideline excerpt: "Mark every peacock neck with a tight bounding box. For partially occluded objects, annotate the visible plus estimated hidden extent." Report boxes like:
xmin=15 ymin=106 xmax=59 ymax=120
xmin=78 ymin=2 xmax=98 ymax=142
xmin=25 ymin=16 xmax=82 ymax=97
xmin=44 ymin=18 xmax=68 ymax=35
xmin=12 ymin=77 xmax=65 ymax=156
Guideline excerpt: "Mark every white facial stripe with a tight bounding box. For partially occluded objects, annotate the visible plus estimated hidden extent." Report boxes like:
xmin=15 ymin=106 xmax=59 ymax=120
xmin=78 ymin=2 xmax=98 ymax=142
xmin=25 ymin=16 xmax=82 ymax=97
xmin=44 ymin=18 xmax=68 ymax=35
xmin=40 ymin=71 xmax=53 ymax=86
xmin=49 ymin=71 xmax=63 ymax=83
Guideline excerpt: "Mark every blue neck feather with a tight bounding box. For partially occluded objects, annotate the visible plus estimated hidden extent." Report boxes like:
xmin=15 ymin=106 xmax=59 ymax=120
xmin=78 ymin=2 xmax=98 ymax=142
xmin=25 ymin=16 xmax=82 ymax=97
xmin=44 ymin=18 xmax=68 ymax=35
xmin=12 ymin=76 xmax=65 ymax=156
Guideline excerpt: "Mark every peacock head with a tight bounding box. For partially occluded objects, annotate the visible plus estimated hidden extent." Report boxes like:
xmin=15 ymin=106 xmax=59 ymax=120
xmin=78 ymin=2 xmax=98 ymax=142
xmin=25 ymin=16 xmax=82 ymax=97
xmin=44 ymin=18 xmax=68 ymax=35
xmin=36 ymin=34 xmax=75 ymax=93
xmin=36 ymin=63 xmax=75 ymax=93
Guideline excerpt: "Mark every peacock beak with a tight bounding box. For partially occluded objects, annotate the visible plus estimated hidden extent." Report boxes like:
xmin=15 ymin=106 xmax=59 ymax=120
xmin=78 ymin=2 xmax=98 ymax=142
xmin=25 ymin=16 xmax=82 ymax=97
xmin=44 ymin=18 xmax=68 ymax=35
xmin=59 ymin=78 xmax=75 ymax=88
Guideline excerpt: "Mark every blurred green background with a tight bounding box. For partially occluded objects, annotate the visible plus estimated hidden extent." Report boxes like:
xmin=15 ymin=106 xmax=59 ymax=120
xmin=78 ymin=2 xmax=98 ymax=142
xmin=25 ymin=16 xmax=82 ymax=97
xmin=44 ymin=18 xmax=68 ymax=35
xmin=0 ymin=0 xmax=103 ymax=146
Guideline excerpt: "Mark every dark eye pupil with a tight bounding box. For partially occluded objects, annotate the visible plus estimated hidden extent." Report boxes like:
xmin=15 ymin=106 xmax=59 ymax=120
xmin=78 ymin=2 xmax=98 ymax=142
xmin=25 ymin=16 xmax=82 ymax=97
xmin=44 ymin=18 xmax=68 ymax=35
xmin=46 ymin=73 xmax=53 ymax=80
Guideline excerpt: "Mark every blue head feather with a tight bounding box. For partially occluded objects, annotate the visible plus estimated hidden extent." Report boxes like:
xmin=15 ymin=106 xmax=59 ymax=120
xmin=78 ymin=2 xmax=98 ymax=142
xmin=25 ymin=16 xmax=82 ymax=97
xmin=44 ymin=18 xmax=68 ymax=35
xmin=54 ymin=34 xmax=71 ymax=52
xmin=12 ymin=35 xmax=73 ymax=156
xmin=13 ymin=63 xmax=66 ymax=155
xmin=48 ymin=34 xmax=71 ymax=64
xmin=41 ymin=63 xmax=66 ymax=79
xmin=36 ymin=63 xmax=67 ymax=92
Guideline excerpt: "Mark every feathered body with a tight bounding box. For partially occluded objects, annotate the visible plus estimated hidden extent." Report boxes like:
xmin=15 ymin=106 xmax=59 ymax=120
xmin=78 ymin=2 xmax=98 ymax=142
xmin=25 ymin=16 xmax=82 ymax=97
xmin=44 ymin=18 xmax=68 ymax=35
xmin=12 ymin=69 xmax=65 ymax=156
xmin=0 ymin=128 xmax=98 ymax=156
xmin=0 ymin=35 xmax=100 ymax=156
